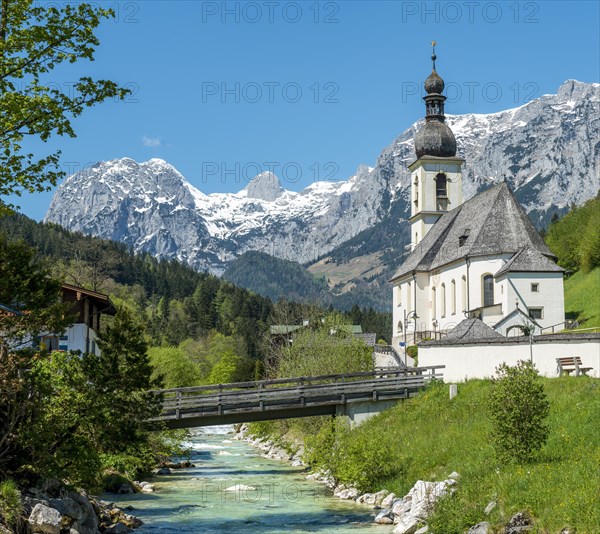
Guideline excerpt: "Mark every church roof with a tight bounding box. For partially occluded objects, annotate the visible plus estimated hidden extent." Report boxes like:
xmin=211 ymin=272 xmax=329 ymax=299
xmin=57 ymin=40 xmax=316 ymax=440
xmin=442 ymin=318 xmax=504 ymax=342
xmin=391 ymin=183 xmax=556 ymax=281
xmin=495 ymin=245 xmax=564 ymax=276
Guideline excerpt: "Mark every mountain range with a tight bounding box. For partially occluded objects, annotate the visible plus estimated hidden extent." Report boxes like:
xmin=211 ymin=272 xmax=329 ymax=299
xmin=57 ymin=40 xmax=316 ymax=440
xmin=45 ymin=80 xmax=600 ymax=309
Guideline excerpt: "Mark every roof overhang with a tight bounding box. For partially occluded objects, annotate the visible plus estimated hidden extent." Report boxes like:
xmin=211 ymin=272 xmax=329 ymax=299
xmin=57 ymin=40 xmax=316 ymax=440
xmin=61 ymin=283 xmax=117 ymax=316
xmin=408 ymin=155 xmax=466 ymax=171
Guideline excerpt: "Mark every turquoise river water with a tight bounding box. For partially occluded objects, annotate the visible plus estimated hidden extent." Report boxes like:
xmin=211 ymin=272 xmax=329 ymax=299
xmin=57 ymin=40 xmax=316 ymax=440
xmin=109 ymin=426 xmax=387 ymax=533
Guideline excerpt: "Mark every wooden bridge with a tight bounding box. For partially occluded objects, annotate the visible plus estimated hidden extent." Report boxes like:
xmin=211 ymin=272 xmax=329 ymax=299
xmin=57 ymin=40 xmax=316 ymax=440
xmin=151 ymin=366 xmax=444 ymax=429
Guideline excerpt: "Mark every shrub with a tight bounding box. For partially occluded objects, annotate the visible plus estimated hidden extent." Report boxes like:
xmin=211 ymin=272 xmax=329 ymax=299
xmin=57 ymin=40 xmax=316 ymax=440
xmin=0 ymin=479 xmax=23 ymax=528
xmin=487 ymin=360 xmax=550 ymax=463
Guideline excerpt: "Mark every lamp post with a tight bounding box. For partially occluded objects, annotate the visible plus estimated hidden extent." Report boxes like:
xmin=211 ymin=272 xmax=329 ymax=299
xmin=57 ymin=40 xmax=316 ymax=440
xmin=404 ymin=309 xmax=419 ymax=366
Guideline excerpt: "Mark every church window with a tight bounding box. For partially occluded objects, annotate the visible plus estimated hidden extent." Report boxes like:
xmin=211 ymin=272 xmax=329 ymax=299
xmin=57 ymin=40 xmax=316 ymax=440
xmin=483 ymin=274 xmax=494 ymax=307
xmin=451 ymin=279 xmax=456 ymax=314
xmin=397 ymin=321 xmax=403 ymax=334
xmin=435 ymin=173 xmax=448 ymax=211
xmin=435 ymin=173 xmax=447 ymax=198
xmin=461 ymin=276 xmax=467 ymax=312
xmin=531 ymin=283 xmax=539 ymax=292
xmin=431 ymin=286 xmax=437 ymax=318
xmin=441 ymin=283 xmax=446 ymax=317
xmin=528 ymin=307 xmax=543 ymax=320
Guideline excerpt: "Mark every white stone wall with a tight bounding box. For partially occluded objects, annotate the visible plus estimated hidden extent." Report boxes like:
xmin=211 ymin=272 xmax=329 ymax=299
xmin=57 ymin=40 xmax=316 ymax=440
xmin=419 ymin=336 xmax=600 ymax=382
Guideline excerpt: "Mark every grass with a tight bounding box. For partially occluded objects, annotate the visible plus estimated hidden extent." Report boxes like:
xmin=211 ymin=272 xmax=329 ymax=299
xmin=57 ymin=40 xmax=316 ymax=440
xmin=564 ymin=267 xmax=600 ymax=328
xmin=310 ymin=378 xmax=600 ymax=533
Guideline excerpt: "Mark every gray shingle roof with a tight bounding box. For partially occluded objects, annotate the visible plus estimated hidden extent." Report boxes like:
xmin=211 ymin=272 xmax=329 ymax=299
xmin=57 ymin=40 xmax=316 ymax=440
xmin=442 ymin=317 xmax=504 ymax=342
xmin=391 ymin=183 xmax=556 ymax=281
xmin=495 ymin=245 xmax=564 ymax=276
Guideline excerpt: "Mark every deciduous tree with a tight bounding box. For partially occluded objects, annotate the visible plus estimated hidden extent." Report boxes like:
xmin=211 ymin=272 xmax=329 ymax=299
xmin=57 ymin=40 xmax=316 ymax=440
xmin=0 ymin=0 xmax=130 ymax=211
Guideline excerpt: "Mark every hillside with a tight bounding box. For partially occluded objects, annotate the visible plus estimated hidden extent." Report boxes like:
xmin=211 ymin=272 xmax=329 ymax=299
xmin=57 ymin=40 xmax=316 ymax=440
xmin=545 ymin=193 xmax=600 ymax=327
xmin=330 ymin=378 xmax=600 ymax=531
xmin=254 ymin=377 xmax=600 ymax=532
xmin=0 ymin=213 xmax=274 ymax=358
xmin=564 ymin=268 xmax=600 ymax=327
xmin=223 ymin=251 xmax=329 ymax=304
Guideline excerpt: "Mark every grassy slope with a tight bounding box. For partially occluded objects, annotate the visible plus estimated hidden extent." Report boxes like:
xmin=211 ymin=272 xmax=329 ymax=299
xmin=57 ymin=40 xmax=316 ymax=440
xmin=336 ymin=378 xmax=600 ymax=533
xmin=564 ymin=267 xmax=600 ymax=328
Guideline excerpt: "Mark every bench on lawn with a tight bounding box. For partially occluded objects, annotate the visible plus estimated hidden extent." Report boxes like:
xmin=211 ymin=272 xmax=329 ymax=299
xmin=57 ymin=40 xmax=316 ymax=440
xmin=556 ymin=357 xmax=593 ymax=377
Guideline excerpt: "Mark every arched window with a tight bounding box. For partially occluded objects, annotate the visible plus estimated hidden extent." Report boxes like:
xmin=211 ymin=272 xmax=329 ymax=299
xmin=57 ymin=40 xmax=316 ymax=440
xmin=451 ymin=279 xmax=456 ymax=315
xmin=397 ymin=321 xmax=403 ymax=334
xmin=461 ymin=275 xmax=467 ymax=312
xmin=483 ymin=274 xmax=494 ymax=307
xmin=435 ymin=173 xmax=447 ymax=198
xmin=431 ymin=286 xmax=437 ymax=319
xmin=441 ymin=283 xmax=446 ymax=317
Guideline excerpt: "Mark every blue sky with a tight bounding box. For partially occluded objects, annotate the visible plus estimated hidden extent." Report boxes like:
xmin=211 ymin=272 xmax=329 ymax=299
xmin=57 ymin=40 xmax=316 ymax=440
xmin=13 ymin=0 xmax=600 ymax=220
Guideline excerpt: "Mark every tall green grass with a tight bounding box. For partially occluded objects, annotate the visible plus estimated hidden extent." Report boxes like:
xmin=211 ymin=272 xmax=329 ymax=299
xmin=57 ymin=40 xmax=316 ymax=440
xmin=308 ymin=378 xmax=600 ymax=532
xmin=564 ymin=267 xmax=600 ymax=328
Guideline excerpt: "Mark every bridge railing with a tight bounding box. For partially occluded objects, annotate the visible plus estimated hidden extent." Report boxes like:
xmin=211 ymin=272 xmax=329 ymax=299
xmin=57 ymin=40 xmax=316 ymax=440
xmin=151 ymin=366 xmax=444 ymax=422
xmin=152 ymin=366 xmax=443 ymax=396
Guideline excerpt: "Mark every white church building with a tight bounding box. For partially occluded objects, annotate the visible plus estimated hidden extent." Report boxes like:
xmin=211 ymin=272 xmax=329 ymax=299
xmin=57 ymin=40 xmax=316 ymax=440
xmin=391 ymin=49 xmax=565 ymax=350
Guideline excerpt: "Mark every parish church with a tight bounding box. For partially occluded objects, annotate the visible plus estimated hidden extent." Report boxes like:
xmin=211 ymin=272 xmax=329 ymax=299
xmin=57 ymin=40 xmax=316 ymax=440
xmin=391 ymin=47 xmax=565 ymax=350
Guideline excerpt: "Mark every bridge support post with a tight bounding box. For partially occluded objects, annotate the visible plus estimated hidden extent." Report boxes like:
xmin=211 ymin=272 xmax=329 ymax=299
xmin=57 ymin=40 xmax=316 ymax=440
xmin=335 ymin=399 xmax=399 ymax=427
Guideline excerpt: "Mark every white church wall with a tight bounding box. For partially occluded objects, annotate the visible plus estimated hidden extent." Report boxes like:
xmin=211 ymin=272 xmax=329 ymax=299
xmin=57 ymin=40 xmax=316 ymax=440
xmin=502 ymin=272 xmax=565 ymax=331
xmin=419 ymin=336 xmax=600 ymax=382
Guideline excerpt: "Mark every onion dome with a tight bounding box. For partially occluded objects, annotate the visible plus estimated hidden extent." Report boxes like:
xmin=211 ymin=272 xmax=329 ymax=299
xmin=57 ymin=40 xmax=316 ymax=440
xmin=414 ymin=42 xmax=457 ymax=159
xmin=424 ymin=69 xmax=444 ymax=94
xmin=414 ymin=120 xmax=457 ymax=159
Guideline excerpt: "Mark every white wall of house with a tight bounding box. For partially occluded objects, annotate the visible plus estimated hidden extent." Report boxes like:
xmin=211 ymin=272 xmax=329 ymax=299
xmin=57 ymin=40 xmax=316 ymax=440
xmin=419 ymin=336 xmax=600 ymax=381
xmin=60 ymin=323 xmax=100 ymax=355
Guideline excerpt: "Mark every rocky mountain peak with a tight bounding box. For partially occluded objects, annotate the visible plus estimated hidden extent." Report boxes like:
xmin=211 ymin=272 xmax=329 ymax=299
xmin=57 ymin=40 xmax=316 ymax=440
xmin=243 ymin=172 xmax=284 ymax=201
xmin=45 ymin=81 xmax=599 ymax=278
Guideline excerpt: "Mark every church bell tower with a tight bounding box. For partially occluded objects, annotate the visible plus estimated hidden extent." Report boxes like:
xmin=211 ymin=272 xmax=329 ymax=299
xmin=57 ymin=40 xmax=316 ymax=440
xmin=410 ymin=43 xmax=464 ymax=250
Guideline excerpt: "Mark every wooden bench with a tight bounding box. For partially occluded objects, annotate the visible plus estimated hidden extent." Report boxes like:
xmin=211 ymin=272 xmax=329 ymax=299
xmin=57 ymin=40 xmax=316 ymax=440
xmin=556 ymin=357 xmax=593 ymax=377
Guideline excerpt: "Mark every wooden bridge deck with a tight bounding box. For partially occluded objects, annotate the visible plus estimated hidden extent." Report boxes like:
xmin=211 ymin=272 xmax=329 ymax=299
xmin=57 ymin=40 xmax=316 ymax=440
xmin=151 ymin=366 xmax=444 ymax=429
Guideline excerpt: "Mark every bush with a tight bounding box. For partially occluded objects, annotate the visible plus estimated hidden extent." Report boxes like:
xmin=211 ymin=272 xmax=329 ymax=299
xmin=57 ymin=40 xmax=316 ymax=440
xmin=487 ymin=360 xmax=550 ymax=463
xmin=0 ymin=479 xmax=23 ymax=528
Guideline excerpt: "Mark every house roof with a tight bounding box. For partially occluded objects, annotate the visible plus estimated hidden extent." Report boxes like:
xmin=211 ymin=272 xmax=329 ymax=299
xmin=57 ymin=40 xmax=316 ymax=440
xmin=391 ymin=183 xmax=557 ymax=281
xmin=495 ymin=245 xmax=565 ymax=277
xmin=442 ymin=318 xmax=504 ymax=342
xmin=270 ymin=325 xmax=303 ymax=335
xmin=61 ymin=283 xmax=116 ymax=315
xmin=339 ymin=324 xmax=363 ymax=334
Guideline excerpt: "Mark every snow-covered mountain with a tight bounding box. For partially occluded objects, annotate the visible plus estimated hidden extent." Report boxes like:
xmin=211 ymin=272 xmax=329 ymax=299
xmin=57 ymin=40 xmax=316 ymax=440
xmin=45 ymin=80 xmax=599 ymax=274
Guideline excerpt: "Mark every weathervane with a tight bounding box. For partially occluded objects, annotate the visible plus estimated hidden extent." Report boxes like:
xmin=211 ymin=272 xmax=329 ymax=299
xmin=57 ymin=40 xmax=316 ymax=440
xmin=431 ymin=40 xmax=437 ymax=70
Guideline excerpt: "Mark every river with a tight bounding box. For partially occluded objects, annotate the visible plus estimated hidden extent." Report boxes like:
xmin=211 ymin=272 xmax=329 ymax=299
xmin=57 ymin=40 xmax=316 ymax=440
xmin=109 ymin=426 xmax=385 ymax=533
